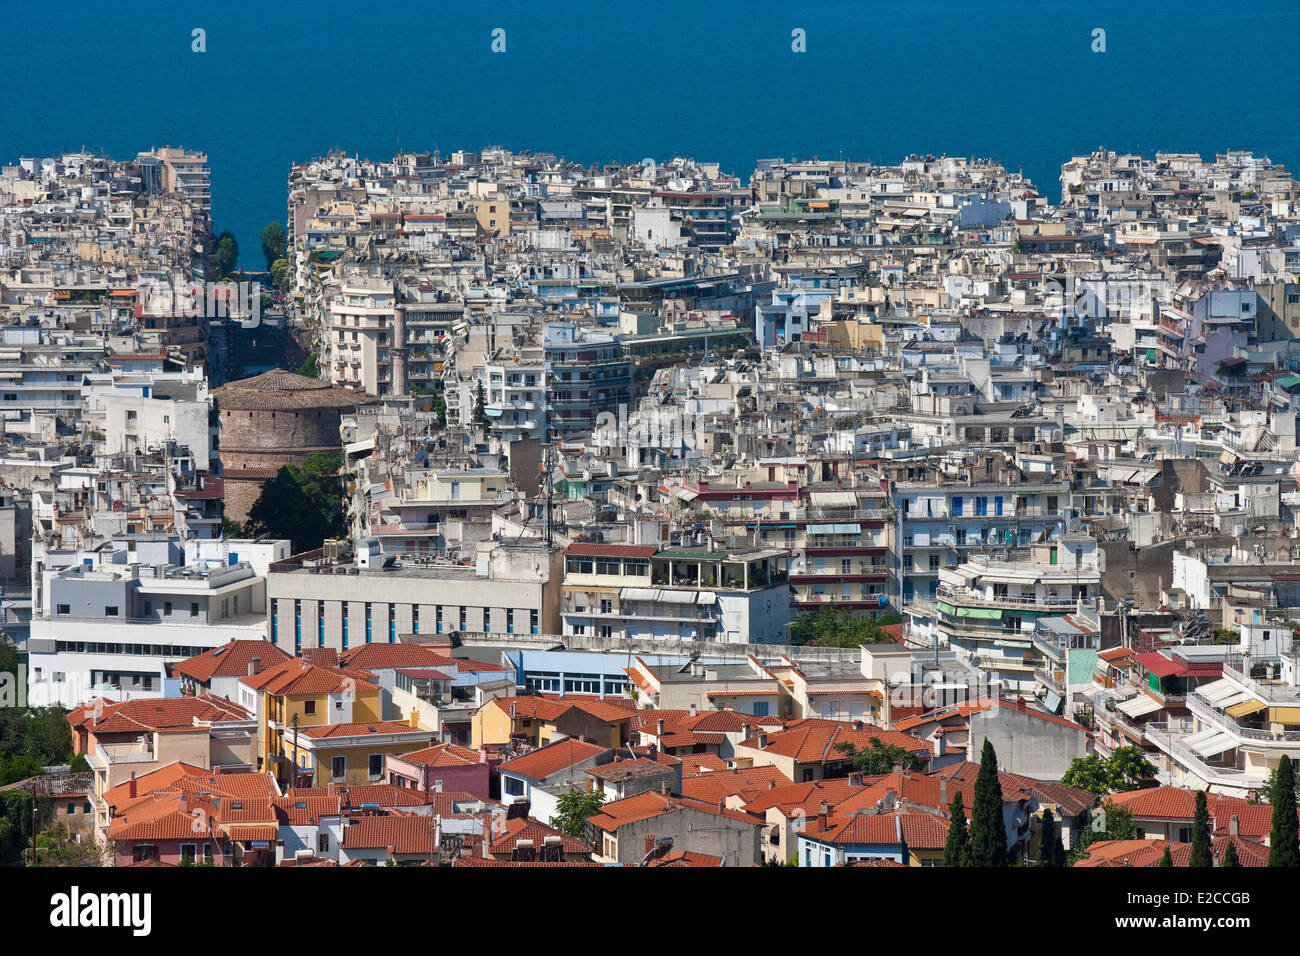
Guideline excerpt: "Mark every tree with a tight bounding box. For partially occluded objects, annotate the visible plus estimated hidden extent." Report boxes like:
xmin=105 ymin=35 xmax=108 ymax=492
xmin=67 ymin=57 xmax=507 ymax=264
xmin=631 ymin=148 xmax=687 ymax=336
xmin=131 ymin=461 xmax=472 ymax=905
xmin=1220 ymin=840 xmax=1240 ymax=868
xmin=1188 ymin=789 xmax=1212 ymax=867
xmin=833 ymin=738 xmax=923 ymax=775
xmin=1039 ymin=808 xmax=1066 ymax=867
xmin=1062 ymin=747 xmax=1155 ymax=795
xmin=0 ymin=755 xmax=45 ymax=786
xmin=1066 ymin=801 xmax=1137 ymax=866
xmin=68 ymin=754 xmax=90 ymax=773
xmin=1159 ymin=845 xmax=1173 ymax=867
xmin=261 ymin=221 xmax=288 ymax=270
xmin=297 ymin=353 xmax=320 ymax=379
xmin=211 ymin=230 xmax=239 ymax=280
xmin=471 ymin=380 xmax=490 ymax=429
xmin=967 ymin=739 xmax=1008 ymax=866
xmin=790 ymin=606 xmax=905 ymax=647
xmin=943 ymin=792 xmax=969 ymax=867
xmin=270 ymin=258 xmax=292 ymax=293
xmin=554 ymin=788 xmax=604 ymax=839
xmin=1269 ymin=755 xmax=1300 ymax=867
xmin=1061 ymin=753 xmax=1110 ymax=794
xmin=1106 ymin=746 xmax=1157 ymax=792
xmin=244 ymin=451 xmax=345 ymax=552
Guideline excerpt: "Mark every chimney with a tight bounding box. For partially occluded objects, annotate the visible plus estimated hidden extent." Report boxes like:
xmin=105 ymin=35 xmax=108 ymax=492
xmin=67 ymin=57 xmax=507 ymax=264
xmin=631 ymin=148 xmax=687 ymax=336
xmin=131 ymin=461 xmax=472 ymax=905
xmin=847 ymin=771 xmax=863 ymax=788
xmin=656 ymin=719 xmax=665 ymax=736
xmin=248 ymin=656 xmax=261 ymax=676
xmin=939 ymin=777 xmax=948 ymax=806
xmin=757 ymin=732 xmax=768 ymax=750
xmin=768 ymin=779 xmax=777 ymax=789
xmin=1230 ymin=814 xmax=1240 ymax=837
xmin=645 ymin=834 xmax=656 ymax=855
xmin=933 ymin=730 xmax=946 ymax=757
xmin=1016 ymin=695 xmax=1026 ymax=710
xmin=128 ymin=772 xmax=137 ymax=799
xmin=688 ymin=702 xmax=697 ymax=718
xmin=817 ymin=801 xmax=829 ymax=830
xmin=660 ymin=781 xmax=668 ymax=795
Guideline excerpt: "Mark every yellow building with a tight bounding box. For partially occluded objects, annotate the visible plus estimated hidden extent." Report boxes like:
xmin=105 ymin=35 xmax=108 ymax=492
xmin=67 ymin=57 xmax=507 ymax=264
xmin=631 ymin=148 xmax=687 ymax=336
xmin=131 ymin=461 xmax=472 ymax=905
xmin=238 ymin=659 xmax=383 ymax=786
xmin=285 ymin=720 xmax=435 ymax=787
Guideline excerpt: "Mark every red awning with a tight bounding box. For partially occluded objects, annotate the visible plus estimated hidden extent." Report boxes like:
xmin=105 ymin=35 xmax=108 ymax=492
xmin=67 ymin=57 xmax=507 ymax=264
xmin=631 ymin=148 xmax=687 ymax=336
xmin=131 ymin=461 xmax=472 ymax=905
xmin=1135 ymin=652 xmax=1185 ymax=678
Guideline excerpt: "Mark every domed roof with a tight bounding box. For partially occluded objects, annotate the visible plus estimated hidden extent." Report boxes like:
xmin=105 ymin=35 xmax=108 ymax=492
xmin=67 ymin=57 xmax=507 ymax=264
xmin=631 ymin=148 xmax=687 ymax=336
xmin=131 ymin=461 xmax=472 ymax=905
xmin=214 ymin=368 xmax=376 ymax=410
xmin=226 ymin=368 xmax=333 ymax=392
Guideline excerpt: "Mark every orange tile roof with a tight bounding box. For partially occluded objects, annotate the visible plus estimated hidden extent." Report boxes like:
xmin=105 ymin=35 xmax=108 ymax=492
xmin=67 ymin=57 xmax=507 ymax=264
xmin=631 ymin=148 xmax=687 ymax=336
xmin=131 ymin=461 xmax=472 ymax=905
xmin=587 ymin=790 xmax=761 ymax=833
xmin=740 ymin=720 xmax=928 ymax=764
xmin=494 ymin=696 xmax=574 ymax=723
xmin=1076 ymin=836 xmax=1268 ymax=867
xmin=70 ymin=694 xmax=251 ymax=736
xmin=107 ymin=791 xmax=220 ymax=842
xmin=681 ymin=766 xmax=792 ymax=804
xmin=240 ymin=658 xmax=378 ymax=696
xmin=677 ymin=753 xmax=730 ymax=778
xmin=397 ymin=743 xmax=482 ymax=767
xmin=1106 ymin=785 xmax=1218 ymax=821
xmin=170 ymin=640 xmax=290 ymax=683
xmin=274 ymin=793 xmax=343 ymax=826
xmin=488 ymin=817 xmax=590 ymax=856
xmin=802 ymin=809 xmax=950 ymax=849
xmin=102 ymin=761 xmax=211 ymax=806
xmin=339 ymin=815 xmax=436 ymax=855
xmin=498 ymin=738 xmax=609 ymax=782
xmin=299 ymin=721 xmax=432 ymax=740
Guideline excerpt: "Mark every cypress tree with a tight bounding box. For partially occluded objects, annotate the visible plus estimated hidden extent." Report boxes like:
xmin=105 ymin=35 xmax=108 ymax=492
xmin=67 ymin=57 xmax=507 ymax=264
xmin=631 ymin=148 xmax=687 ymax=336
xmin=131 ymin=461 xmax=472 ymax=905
xmin=1188 ymin=789 xmax=1212 ymax=867
xmin=943 ymin=791 xmax=969 ymax=867
xmin=1158 ymin=845 xmax=1174 ymax=867
xmin=968 ymin=739 xmax=1008 ymax=867
xmin=1269 ymin=755 xmax=1300 ymax=867
xmin=1040 ymin=808 xmax=1066 ymax=867
xmin=1220 ymin=840 xmax=1239 ymax=868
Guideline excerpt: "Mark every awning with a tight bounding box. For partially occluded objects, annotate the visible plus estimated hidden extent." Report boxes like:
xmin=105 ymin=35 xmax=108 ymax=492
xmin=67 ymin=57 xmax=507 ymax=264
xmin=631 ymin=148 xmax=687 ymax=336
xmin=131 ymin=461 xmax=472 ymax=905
xmin=1043 ymin=691 xmax=1063 ymax=715
xmin=1226 ymin=700 xmax=1267 ymax=719
xmin=1196 ymin=678 xmax=1238 ymax=704
xmin=1217 ymin=691 xmax=1252 ymax=710
xmin=1191 ymin=732 xmax=1237 ymax=757
xmin=1269 ymin=706 xmax=1300 ymax=725
xmin=1135 ymin=652 xmax=1184 ymax=678
xmin=808 ymin=491 xmax=859 ymax=508
xmin=807 ymin=523 xmax=861 ymax=535
xmin=1117 ymin=695 xmax=1162 ymax=718
xmin=1183 ymin=728 xmax=1219 ymax=751
xmin=958 ymin=607 xmax=1002 ymax=620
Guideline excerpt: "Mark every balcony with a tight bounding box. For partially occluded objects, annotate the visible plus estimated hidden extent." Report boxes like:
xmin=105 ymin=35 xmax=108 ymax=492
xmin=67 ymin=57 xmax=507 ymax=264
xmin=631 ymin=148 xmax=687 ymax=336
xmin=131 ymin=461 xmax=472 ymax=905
xmin=1186 ymin=692 xmax=1300 ymax=744
xmin=1034 ymin=666 xmax=1066 ymax=695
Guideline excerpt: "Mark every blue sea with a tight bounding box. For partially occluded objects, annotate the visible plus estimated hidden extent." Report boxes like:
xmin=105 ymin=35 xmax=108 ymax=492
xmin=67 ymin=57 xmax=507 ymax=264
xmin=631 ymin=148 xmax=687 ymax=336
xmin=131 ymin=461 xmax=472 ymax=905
xmin=3 ymin=0 xmax=1298 ymax=263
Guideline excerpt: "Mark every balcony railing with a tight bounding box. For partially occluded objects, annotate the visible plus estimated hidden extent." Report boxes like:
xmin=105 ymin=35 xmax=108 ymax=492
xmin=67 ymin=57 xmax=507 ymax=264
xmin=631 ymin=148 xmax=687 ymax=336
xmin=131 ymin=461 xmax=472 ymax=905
xmin=1186 ymin=691 xmax=1300 ymax=743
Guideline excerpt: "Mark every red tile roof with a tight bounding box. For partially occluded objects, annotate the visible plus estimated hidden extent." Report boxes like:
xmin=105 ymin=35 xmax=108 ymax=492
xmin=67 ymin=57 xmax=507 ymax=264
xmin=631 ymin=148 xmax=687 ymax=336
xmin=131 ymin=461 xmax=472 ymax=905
xmin=299 ymin=721 xmax=432 ymax=740
xmin=397 ymin=743 xmax=482 ymax=767
xmin=488 ymin=817 xmax=590 ymax=856
xmin=70 ymin=694 xmax=251 ymax=736
xmin=587 ymin=791 xmax=761 ymax=833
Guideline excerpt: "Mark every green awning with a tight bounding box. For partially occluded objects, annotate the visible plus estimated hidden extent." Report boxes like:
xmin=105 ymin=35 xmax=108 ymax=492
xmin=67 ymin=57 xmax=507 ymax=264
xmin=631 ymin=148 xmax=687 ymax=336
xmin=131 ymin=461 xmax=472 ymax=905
xmin=1146 ymin=348 xmax=1157 ymax=362
xmin=957 ymin=607 xmax=1002 ymax=620
xmin=936 ymin=600 xmax=957 ymax=616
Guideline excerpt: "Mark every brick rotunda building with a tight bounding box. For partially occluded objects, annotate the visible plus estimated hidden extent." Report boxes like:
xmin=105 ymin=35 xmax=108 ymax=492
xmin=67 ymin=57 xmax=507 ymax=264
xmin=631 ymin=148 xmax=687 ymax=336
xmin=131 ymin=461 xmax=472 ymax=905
xmin=214 ymin=368 xmax=375 ymax=525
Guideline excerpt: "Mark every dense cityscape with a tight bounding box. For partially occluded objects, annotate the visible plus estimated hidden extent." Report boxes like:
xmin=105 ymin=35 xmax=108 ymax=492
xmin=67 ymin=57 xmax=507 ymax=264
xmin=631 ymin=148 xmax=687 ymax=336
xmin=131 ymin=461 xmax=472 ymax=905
xmin=2 ymin=142 xmax=1300 ymax=878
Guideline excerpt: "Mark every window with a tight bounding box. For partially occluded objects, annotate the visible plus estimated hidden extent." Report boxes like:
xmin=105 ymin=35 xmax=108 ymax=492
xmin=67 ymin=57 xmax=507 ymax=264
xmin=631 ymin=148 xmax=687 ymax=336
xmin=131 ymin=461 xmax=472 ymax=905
xmin=530 ymin=609 xmax=539 ymax=634
xmin=368 ymin=754 xmax=383 ymax=779
xmin=330 ymin=756 xmax=346 ymax=781
xmin=180 ymin=843 xmax=196 ymax=863
xmin=504 ymin=776 xmax=524 ymax=796
xmin=56 ymin=604 xmax=69 ymax=615
xmin=164 ymin=601 xmax=172 ymax=615
xmin=318 ymin=833 xmax=329 ymax=852
xmin=67 ymin=802 xmax=77 ymax=815
xmin=191 ymin=602 xmax=199 ymax=617
xmin=304 ymin=700 xmax=316 ymax=716
xmin=105 ymin=606 xmax=119 ymax=617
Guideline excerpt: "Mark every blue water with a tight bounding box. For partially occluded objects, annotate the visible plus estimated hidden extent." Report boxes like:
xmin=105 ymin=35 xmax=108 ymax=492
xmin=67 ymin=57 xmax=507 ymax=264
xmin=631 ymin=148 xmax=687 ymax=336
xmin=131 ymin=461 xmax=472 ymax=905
xmin=3 ymin=0 xmax=1298 ymax=264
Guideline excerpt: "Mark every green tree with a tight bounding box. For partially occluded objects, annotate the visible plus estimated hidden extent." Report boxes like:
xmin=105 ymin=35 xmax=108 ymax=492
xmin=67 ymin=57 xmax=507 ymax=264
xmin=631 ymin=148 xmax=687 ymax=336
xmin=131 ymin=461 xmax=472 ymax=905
xmin=1061 ymin=753 xmax=1110 ymax=794
xmin=270 ymin=258 xmax=292 ymax=293
xmin=554 ymin=788 xmax=604 ymax=838
xmin=0 ymin=755 xmax=45 ymax=786
xmin=1106 ymin=746 xmax=1157 ymax=792
xmin=244 ymin=451 xmax=345 ymax=552
xmin=1039 ymin=808 xmax=1066 ymax=867
xmin=943 ymin=791 xmax=969 ymax=867
xmin=472 ymin=380 xmax=489 ymax=429
xmin=1188 ymin=790 xmax=1212 ymax=867
xmin=790 ymin=606 xmax=904 ymax=647
xmin=1159 ymin=845 xmax=1173 ymax=867
xmin=297 ymin=353 xmax=320 ymax=379
xmin=1269 ymin=755 xmax=1300 ymax=867
xmin=833 ymin=738 xmax=923 ymax=775
xmin=261 ymin=221 xmax=288 ymax=270
xmin=1220 ymin=840 xmax=1240 ymax=868
xmin=68 ymin=754 xmax=90 ymax=773
xmin=211 ymin=230 xmax=239 ymax=280
xmin=967 ymin=739 xmax=1008 ymax=867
